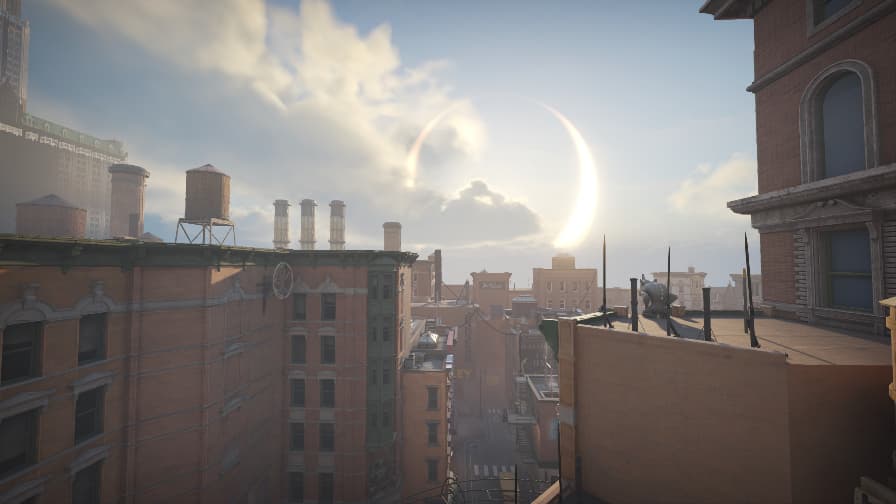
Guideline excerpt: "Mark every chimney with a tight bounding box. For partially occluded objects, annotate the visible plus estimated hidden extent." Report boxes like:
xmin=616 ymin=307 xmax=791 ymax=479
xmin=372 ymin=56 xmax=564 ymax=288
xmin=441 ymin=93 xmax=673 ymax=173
xmin=329 ymin=200 xmax=346 ymax=250
xmin=383 ymin=222 xmax=401 ymax=251
xmin=273 ymin=199 xmax=290 ymax=249
xmin=108 ymin=164 xmax=150 ymax=238
xmin=434 ymin=249 xmax=443 ymax=302
xmin=299 ymin=199 xmax=317 ymax=250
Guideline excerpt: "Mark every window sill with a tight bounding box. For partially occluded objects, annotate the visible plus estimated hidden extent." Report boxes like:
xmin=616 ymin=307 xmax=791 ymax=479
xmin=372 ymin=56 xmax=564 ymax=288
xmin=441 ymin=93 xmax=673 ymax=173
xmin=73 ymin=432 xmax=104 ymax=449
xmin=76 ymin=358 xmax=109 ymax=369
xmin=0 ymin=465 xmax=39 ymax=487
xmin=0 ymin=376 xmax=44 ymax=391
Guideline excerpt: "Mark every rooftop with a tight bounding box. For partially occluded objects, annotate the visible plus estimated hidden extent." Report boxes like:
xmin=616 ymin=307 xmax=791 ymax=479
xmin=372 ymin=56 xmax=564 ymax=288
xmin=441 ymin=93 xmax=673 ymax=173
xmin=17 ymin=194 xmax=80 ymax=208
xmin=605 ymin=315 xmax=889 ymax=366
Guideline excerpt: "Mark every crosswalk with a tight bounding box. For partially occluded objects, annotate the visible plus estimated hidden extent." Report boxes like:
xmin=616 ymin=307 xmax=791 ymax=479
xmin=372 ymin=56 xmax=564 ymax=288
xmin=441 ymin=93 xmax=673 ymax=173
xmin=471 ymin=463 xmax=516 ymax=479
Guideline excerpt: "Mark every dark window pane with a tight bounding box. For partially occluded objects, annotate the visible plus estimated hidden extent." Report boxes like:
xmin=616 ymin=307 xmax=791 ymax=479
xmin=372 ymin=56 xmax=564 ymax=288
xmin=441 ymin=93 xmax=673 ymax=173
xmin=290 ymin=423 xmax=304 ymax=451
xmin=288 ymin=472 xmax=304 ymax=503
xmin=368 ymin=409 xmax=378 ymax=427
xmin=382 ymin=324 xmax=391 ymax=342
xmin=369 ymin=363 xmax=377 ymax=385
xmin=72 ymin=461 xmax=102 ymax=504
xmin=78 ymin=314 xmax=106 ymax=364
xmin=814 ymin=0 xmax=853 ymax=24
xmin=382 ymin=275 xmax=393 ymax=299
xmin=1 ymin=322 xmax=41 ymax=384
xmin=291 ymin=379 xmax=305 ymax=407
xmin=821 ymin=72 xmax=865 ymax=178
xmin=831 ymin=276 xmax=874 ymax=311
xmin=0 ymin=409 xmax=37 ymax=478
xmin=319 ymin=423 xmax=334 ymax=451
xmin=829 ymin=229 xmax=871 ymax=273
xmin=320 ymin=379 xmax=335 ymax=408
xmin=382 ymin=405 xmax=390 ymax=427
xmin=293 ymin=294 xmax=306 ymax=320
xmin=321 ymin=294 xmax=336 ymax=320
xmin=427 ymin=422 xmax=438 ymax=445
xmin=75 ymin=387 xmax=105 ymax=443
xmin=427 ymin=387 xmax=438 ymax=410
xmin=368 ymin=275 xmax=379 ymax=300
xmin=319 ymin=473 xmax=334 ymax=504
xmin=427 ymin=459 xmax=438 ymax=482
xmin=368 ymin=325 xmax=377 ymax=341
xmin=321 ymin=335 xmax=335 ymax=364
xmin=291 ymin=335 xmax=306 ymax=364
xmin=382 ymin=366 xmax=391 ymax=385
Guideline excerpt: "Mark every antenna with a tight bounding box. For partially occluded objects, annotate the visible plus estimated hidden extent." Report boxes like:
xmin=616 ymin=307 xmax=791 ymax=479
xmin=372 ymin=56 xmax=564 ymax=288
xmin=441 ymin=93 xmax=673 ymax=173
xmin=745 ymin=233 xmax=760 ymax=348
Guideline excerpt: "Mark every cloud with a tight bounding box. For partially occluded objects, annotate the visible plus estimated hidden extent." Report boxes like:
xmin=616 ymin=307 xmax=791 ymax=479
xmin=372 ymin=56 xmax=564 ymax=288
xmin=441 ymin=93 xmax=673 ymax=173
xmin=668 ymin=153 xmax=757 ymax=217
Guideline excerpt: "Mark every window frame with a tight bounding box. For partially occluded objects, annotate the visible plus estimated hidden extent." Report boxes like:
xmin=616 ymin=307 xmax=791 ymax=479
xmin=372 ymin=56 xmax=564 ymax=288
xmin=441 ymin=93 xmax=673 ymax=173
xmin=426 ymin=458 xmax=438 ymax=482
xmin=807 ymin=0 xmax=861 ymax=35
xmin=74 ymin=386 xmax=105 ymax=444
xmin=321 ymin=294 xmax=337 ymax=321
xmin=1 ymin=321 xmax=42 ymax=385
xmin=287 ymin=471 xmax=304 ymax=504
xmin=77 ymin=313 xmax=107 ymax=365
xmin=291 ymin=334 xmax=306 ymax=364
xmin=71 ymin=460 xmax=102 ymax=504
xmin=319 ymin=422 xmax=335 ymax=452
xmin=290 ymin=378 xmax=306 ymax=408
xmin=819 ymin=227 xmax=874 ymax=312
xmin=319 ymin=473 xmax=334 ymax=504
xmin=426 ymin=386 xmax=438 ymax=411
xmin=799 ymin=60 xmax=878 ymax=184
xmin=320 ymin=379 xmax=335 ymax=408
xmin=426 ymin=421 xmax=439 ymax=446
xmin=290 ymin=422 xmax=304 ymax=451
xmin=0 ymin=408 xmax=38 ymax=478
xmin=320 ymin=335 xmax=336 ymax=365
xmin=292 ymin=293 xmax=307 ymax=321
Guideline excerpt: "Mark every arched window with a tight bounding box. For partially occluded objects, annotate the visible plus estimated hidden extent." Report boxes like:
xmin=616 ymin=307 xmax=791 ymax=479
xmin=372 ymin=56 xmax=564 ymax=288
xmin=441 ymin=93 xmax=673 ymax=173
xmin=799 ymin=60 xmax=877 ymax=183
xmin=818 ymin=72 xmax=865 ymax=178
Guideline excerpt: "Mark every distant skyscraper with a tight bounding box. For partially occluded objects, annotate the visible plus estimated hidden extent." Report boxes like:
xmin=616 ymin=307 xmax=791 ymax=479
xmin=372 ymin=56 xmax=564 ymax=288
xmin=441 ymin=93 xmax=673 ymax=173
xmin=1 ymin=0 xmax=29 ymax=110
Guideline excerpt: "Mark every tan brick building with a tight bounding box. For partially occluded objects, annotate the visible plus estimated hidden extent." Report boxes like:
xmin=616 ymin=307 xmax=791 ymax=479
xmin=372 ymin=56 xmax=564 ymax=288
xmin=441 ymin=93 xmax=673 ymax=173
xmin=532 ymin=255 xmax=598 ymax=313
xmin=704 ymin=0 xmax=896 ymax=333
xmin=0 ymin=236 xmax=417 ymax=503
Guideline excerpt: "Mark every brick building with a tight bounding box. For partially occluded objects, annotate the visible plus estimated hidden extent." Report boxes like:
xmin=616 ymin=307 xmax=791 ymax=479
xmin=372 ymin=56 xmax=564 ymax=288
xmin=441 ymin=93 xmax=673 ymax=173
xmin=532 ymin=255 xmax=598 ymax=313
xmin=703 ymin=0 xmax=896 ymax=333
xmin=0 ymin=236 xmax=417 ymax=503
xmin=469 ymin=271 xmax=512 ymax=312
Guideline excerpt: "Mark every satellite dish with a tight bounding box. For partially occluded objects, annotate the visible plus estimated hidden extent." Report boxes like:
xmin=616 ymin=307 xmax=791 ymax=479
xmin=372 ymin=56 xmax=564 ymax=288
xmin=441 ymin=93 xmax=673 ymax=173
xmin=272 ymin=262 xmax=294 ymax=300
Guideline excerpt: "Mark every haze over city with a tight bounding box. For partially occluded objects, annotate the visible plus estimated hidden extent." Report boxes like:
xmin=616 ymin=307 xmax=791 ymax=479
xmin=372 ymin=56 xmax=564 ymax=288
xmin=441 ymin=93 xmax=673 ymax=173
xmin=1 ymin=1 xmax=894 ymax=504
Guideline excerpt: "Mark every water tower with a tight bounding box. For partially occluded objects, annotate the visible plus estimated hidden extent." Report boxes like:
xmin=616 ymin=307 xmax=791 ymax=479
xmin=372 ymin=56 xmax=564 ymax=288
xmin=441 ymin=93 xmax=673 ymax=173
xmin=174 ymin=164 xmax=236 ymax=245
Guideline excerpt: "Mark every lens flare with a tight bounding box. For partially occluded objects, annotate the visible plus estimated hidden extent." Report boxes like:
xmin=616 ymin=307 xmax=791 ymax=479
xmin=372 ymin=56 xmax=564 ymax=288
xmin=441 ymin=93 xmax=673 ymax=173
xmin=404 ymin=104 xmax=460 ymax=188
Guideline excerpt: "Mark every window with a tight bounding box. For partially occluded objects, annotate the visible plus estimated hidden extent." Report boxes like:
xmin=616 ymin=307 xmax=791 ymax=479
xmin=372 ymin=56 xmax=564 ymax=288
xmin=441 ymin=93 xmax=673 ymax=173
xmin=291 ymin=335 xmax=306 ymax=364
xmin=559 ymin=299 xmax=565 ymax=310
xmin=382 ymin=274 xmax=393 ymax=299
xmin=382 ymin=365 xmax=391 ymax=385
xmin=559 ymin=281 xmax=565 ymax=292
xmin=78 ymin=314 xmax=106 ymax=364
xmin=290 ymin=423 xmax=304 ymax=451
xmin=1 ymin=321 xmax=41 ymax=385
xmin=321 ymin=294 xmax=337 ymax=320
xmin=819 ymin=72 xmax=865 ymax=178
xmin=293 ymin=294 xmax=306 ymax=320
xmin=319 ymin=473 xmax=334 ymax=504
xmin=811 ymin=0 xmax=856 ymax=26
xmin=823 ymin=229 xmax=872 ymax=311
xmin=72 ymin=461 xmax=102 ymax=504
xmin=320 ymin=379 xmax=335 ymax=408
xmin=572 ymin=282 xmax=578 ymax=292
xmin=0 ymin=409 xmax=38 ymax=478
xmin=800 ymin=61 xmax=876 ymax=183
xmin=427 ymin=422 xmax=439 ymax=446
xmin=288 ymin=472 xmax=304 ymax=503
xmin=368 ymin=409 xmax=378 ymax=427
xmin=546 ymin=281 xmax=552 ymax=292
xmin=381 ymin=324 xmax=392 ymax=342
xmin=369 ymin=275 xmax=379 ymax=300
xmin=75 ymin=387 xmax=105 ymax=443
xmin=369 ymin=362 xmax=377 ymax=385
xmin=320 ymin=335 xmax=335 ymax=364
xmin=427 ymin=387 xmax=438 ymax=410
xmin=585 ymin=300 xmax=592 ymax=311
xmin=382 ymin=406 xmax=391 ymax=427
xmin=546 ymin=299 xmax=552 ymax=309
xmin=319 ymin=423 xmax=334 ymax=452
xmin=290 ymin=379 xmax=305 ymax=407
xmin=426 ymin=459 xmax=438 ymax=482
xmin=368 ymin=325 xmax=377 ymax=341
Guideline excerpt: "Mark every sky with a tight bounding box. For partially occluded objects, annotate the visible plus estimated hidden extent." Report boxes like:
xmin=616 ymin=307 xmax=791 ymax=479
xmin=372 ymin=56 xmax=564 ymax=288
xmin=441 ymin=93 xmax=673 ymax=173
xmin=22 ymin=0 xmax=759 ymax=287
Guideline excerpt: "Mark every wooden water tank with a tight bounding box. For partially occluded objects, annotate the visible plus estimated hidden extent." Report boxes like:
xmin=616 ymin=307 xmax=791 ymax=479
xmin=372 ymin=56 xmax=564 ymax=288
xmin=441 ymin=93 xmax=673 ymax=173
xmin=185 ymin=164 xmax=230 ymax=221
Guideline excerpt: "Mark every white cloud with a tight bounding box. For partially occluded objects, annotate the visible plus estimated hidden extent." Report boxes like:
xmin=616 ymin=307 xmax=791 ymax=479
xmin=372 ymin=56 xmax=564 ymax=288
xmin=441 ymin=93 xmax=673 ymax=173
xmin=668 ymin=153 xmax=757 ymax=217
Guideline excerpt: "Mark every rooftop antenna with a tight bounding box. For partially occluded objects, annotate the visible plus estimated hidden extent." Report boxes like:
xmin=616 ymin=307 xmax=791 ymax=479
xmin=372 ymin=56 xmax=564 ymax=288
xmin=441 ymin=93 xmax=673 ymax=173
xmin=745 ymin=233 xmax=761 ymax=348
xmin=666 ymin=246 xmax=680 ymax=337
xmin=601 ymin=234 xmax=613 ymax=328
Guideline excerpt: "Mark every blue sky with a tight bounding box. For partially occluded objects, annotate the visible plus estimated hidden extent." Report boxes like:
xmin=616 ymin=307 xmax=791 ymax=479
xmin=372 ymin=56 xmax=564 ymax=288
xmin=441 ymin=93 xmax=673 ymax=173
xmin=22 ymin=0 xmax=759 ymax=286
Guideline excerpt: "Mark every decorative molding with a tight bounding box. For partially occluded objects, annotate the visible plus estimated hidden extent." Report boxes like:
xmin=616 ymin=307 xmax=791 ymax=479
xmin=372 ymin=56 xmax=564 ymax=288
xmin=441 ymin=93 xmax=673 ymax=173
xmin=747 ymin=0 xmax=896 ymax=93
xmin=799 ymin=59 xmax=878 ymax=184
xmin=0 ymin=389 xmax=54 ymax=421
xmin=220 ymin=394 xmax=244 ymax=417
xmin=222 ymin=341 xmax=245 ymax=359
xmin=70 ymin=371 xmax=115 ymax=396
xmin=0 ymin=477 xmax=48 ymax=504
xmin=68 ymin=445 xmax=110 ymax=476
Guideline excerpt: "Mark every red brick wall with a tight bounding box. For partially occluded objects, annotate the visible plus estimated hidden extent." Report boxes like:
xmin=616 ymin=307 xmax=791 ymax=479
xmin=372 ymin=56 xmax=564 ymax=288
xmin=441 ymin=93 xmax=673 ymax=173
xmin=753 ymin=2 xmax=896 ymax=193
xmin=400 ymin=370 xmax=448 ymax=501
xmin=760 ymin=231 xmax=796 ymax=304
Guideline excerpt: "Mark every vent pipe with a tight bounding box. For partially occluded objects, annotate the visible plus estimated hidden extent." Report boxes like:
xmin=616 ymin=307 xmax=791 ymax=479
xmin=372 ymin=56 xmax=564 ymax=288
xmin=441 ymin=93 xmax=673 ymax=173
xmin=299 ymin=199 xmax=317 ymax=250
xmin=273 ymin=199 xmax=290 ymax=249
xmin=329 ymin=200 xmax=345 ymax=250
xmin=383 ymin=221 xmax=401 ymax=251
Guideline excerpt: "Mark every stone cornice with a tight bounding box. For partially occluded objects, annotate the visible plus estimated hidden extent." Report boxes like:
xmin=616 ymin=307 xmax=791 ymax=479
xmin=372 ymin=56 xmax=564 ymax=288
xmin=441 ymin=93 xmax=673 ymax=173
xmin=728 ymin=163 xmax=896 ymax=214
xmin=747 ymin=0 xmax=896 ymax=93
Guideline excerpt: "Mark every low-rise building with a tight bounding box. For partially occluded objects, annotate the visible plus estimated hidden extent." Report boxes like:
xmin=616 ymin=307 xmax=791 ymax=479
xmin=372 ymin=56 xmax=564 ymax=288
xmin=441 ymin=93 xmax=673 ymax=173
xmin=532 ymin=255 xmax=598 ymax=312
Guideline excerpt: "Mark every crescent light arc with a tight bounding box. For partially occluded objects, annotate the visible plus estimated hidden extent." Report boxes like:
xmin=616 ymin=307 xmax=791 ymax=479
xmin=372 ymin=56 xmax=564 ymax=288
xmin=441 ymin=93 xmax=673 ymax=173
xmin=405 ymin=101 xmax=598 ymax=249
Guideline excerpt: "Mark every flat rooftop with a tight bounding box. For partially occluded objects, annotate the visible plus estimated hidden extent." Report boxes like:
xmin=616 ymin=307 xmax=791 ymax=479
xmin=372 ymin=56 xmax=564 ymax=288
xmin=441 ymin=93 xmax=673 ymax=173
xmin=613 ymin=315 xmax=890 ymax=366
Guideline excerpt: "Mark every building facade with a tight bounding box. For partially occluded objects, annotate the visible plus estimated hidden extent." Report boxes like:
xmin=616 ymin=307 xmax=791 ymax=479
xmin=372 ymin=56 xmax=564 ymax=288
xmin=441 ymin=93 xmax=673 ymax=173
xmin=532 ymin=255 xmax=598 ymax=312
xmin=470 ymin=271 xmax=512 ymax=312
xmin=703 ymin=0 xmax=896 ymax=333
xmin=0 ymin=237 xmax=417 ymax=504
xmin=0 ymin=0 xmax=28 ymax=110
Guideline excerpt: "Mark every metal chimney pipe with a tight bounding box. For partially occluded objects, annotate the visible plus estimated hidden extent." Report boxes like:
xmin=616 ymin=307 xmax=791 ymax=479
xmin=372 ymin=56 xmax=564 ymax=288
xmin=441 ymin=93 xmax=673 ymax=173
xmin=329 ymin=200 xmax=345 ymax=250
xmin=383 ymin=221 xmax=401 ymax=251
xmin=273 ymin=199 xmax=290 ymax=249
xmin=299 ymin=199 xmax=317 ymax=250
